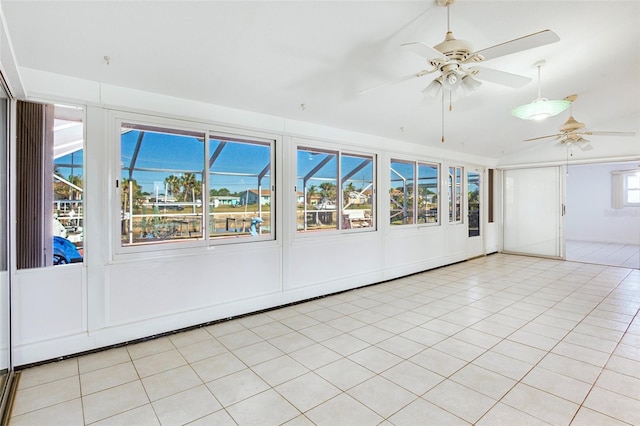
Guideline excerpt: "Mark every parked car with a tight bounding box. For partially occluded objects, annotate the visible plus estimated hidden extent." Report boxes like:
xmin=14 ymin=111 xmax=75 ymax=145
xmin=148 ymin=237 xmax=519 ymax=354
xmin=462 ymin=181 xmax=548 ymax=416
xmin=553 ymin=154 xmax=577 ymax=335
xmin=53 ymin=236 xmax=83 ymax=265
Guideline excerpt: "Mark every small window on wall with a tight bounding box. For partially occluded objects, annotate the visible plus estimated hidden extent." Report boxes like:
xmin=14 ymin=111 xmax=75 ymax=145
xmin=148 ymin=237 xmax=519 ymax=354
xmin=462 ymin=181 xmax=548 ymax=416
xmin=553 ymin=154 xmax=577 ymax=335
xmin=390 ymin=160 xmax=439 ymax=226
xmin=297 ymin=147 xmax=374 ymax=232
xmin=120 ymin=124 xmax=205 ymax=246
xmin=16 ymin=101 xmax=85 ymax=269
xmin=390 ymin=160 xmax=414 ymax=225
xmin=623 ymin=172 xmax=640 ymax=206
xmin=448 ymin=166 xmax=463 ymax=223
xmin=119 ymin=122 xmax=275 ymax=249
xmin=209 ymin=136 xmax=272 ymax=239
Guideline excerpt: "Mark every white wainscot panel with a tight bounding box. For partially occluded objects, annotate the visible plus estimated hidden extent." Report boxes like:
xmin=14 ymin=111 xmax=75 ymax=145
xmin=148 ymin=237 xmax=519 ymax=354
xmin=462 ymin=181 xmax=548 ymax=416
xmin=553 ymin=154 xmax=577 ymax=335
xmin=384 ymin=226 xmax=461 ymax=279
xmin=13 ymin=265 xmax=85 ymax=345
xmin=286 ymin=233 xmax=383 ymax=296
xmin=107 ymin=245 xmax=281 ymax=326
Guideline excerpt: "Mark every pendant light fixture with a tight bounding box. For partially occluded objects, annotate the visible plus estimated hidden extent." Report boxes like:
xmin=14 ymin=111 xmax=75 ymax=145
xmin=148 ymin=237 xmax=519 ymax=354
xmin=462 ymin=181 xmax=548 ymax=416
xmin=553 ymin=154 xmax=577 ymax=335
xmin=511 ymin=60 xmax=570 ymax=120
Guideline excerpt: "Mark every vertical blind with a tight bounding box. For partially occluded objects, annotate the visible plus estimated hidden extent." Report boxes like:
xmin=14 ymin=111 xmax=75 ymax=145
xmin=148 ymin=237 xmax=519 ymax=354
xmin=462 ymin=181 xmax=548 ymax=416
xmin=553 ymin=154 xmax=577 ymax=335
xmin=16 ymin=101 xmax=54 ymax=269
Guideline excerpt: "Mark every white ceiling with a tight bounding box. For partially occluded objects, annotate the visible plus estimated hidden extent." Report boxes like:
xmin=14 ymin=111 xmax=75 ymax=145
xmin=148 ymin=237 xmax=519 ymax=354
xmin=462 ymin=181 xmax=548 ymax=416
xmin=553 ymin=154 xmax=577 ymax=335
xmin=2 ymin=1 xmax=639 ymax=161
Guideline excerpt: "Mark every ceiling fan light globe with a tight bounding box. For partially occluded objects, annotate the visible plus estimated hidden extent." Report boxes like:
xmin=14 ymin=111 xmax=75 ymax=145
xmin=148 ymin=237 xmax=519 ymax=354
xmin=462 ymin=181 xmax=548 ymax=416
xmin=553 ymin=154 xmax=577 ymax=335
xmin=461 ymin=75 xmax=481 ymax=95
xmin=423 ymin=79 xmax=443 ymax=98
xmin=511 ymin=98 xmax=571 ymax=120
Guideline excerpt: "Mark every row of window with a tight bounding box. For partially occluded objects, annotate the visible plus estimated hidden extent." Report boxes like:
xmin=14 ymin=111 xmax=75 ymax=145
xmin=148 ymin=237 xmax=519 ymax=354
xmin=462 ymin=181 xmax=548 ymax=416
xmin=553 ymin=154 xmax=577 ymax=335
xmin=39 ymin=107 xmax=469 ymax=267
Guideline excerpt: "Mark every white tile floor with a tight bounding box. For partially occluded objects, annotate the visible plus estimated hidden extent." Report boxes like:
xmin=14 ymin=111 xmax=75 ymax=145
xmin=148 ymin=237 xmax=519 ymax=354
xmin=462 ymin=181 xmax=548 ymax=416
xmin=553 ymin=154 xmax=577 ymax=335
xmin=566 ymin=240 xmax=640 ymax=269
xmin=9 ymin=254 xmax=640 ymax=426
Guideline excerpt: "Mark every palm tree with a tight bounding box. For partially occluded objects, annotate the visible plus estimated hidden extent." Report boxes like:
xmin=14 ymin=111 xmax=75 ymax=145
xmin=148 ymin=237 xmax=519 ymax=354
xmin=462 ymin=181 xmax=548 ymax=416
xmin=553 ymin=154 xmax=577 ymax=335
xmin=319 ymin=182 xmax=336 ymax=205
xmin=165 ymin=174 xmax=181 ymax=199
xmin=306 ymin=185 xmax=318 ymax=206
xmin=179 ymin=173 xmax=197 ymax=202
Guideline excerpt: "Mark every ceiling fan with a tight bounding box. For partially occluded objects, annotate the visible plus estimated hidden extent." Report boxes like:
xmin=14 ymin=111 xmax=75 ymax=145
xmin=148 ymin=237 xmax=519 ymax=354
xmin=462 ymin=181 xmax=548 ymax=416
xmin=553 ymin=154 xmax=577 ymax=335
xmin=360 ymin=0 xmax=560 ymax=99
xmin=523 ymin=94 xmax=636 ymax=151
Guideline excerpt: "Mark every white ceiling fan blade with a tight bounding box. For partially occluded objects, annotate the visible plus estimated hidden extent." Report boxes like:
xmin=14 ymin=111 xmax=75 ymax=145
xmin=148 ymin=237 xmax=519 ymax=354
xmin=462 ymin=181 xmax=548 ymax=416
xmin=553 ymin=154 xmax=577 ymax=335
xmin=470 ymin=66 xmax=531 ymax=88
xmin=472 ymin=30 xmax=560 ymax=61
xmin=359 ymin=70 xmax=432 ymax=94
xmin=401 ymin=41 xmax=448 ymax=62
xmin=523 ymin=134 xmax=560 ymax=142
xmin=582 ymin=131 xmax=636 ymax=137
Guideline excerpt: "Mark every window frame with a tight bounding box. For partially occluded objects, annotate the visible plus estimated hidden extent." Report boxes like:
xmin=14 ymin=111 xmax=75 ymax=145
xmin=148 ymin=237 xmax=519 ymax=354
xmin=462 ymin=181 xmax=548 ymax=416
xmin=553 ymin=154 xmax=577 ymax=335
xmin=112 ymin=114 xmax=277 ymax=257
xmin=295 ymin=145 xmax=376 ymax=235
xmin=389 ymin=158 xmax=440 ymax=227
xmin=623 ymin=171 xmax=640 ymax=207
xmin=448 ymin=165 xmax=464 ymax=224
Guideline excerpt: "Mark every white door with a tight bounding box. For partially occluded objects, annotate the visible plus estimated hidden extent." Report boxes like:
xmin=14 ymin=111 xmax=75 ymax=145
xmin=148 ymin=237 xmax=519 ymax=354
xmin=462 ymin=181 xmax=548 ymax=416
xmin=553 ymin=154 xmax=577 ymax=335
xmin=503 ymin=166 xmax=564 ymax=258
xmin=467 ymin=170 xmax=484 ymax=258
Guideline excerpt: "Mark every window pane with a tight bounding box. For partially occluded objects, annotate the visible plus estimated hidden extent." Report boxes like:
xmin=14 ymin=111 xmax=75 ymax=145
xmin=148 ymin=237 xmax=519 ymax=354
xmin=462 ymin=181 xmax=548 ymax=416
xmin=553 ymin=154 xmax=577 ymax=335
xmin=417 ymin=163 xmax=438 ymax=224
xmin=468 ymin=171 xmax=480 ymax=237
xmin=120 ymin=124 xmax=205 ymax=246
xmin=342 ymin=154 xmax=374 ymax=229
xmin=297 ymin=148 xmax=338 ymax=232
xmin=390 ymin=160 xmax=415 ymax=225
xmin=52 ymin=105 xmax=84 ymax=265
xmin=449 ymin=166 xmax=463 ymax=223
xmin=209 ymin=138 xmax=272 ymax=239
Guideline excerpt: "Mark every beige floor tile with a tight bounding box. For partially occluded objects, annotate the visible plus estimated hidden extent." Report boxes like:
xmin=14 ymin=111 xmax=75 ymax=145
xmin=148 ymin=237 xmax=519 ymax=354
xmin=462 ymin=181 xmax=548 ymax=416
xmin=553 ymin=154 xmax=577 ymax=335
xmin=9 ymin=398 xmax=84 ymax=426
xmin=521 ymin=366 xmax=592 ymax=404
xmin=141 ymin=364 xmax=202 ymax=401
xmin=596 ymin=369 xmax=640 ymax=400
xmin=12 ymin=376 xmax=80 ymax=416
xmin=387 ymin=398 xmax=470 ymax=426
xmin=177 ymin=338 xmax=228 ymax=364
xmin=206 ymin=368 xmax=270 ymax=407
xmin=571 ymin=406 xmax=629 ymax=426
xmin=432 ymin=337 xmax=486 ymax=362
xmin=348 ymin=345 xmax=402 ymax=374
xmin=375 ymin=335 xmax=426 ymax=359
xmin=126 ymin=337 xmax=175 ymax=360
xmin=315 ymin=358 xmax=375 ymax=391
xmin=232 ymin=340 xmax=284 ymax=366
xmin=250 ymin=321 xmax=295 ymax=340
xmin=279 ymin=314 xmax=321 ymax=331
xmin=321 ymin=333 xmax=370 ymax=356
xmin=410 ymin=348 xmax=467 ymax=377
xmin=399 ymin=327 xmax=448 ymax=347
xmin=348 ymin=375 xmax=417 ymax=418
xmin=605 ymin=354 xmax=640 ymax=379
xmin=191 ymin=352 xmax=246 ymax=382
xmin=204 ymin=319 xmax=246 ymax=337
xmin=583 ymin=386 xmax=640 ymax=425
xmin=305 ymin=393 xmax=383 ymax=426
xmin=453 ymin=328 xmax=502 ymax=349
xmin=78 ymin=347 xmax=130 ymax=374
xmin=423 ymin=379 xmax=497 ymax=424
xmin=275 ymin=372 xmax=341 ymax=412
xmin=152 ymin=385 xmax=221 ymax=426
xmin=381 ymin=360 xmax=444 ymax=395
xmin=288 ymin=343 xmax=342 ymax=370
xmin=476 ymin=402 xmax=551 ymax=426
xmin=472 ymin=350 xmax=533 ymax=381
xmin=491 ymin=340 xmax=546 ymax=365
xmin=299 ymin=323 xmax=344 ymax=342
xmin=216 ymin=328 xmax=264 ymax=350
xmin=537 ymin=353 xmax=602 ymax=384
xmin=91 ymin=404 xmax=160 ymax=426
xmin=17 ymin=358 xmax=78 ymax=390
xmin=450 ymin=363 xmax=516 ymax=400
xmin=500 ymin=383 xmax=579 ymax=425
xmin=227 ymin=389 xmax=300 ymax=426
xmin=267 ymin=331 xmax=315 ymax=353
xmin=132 ymin=348 xmax=187 ymax=378
xmin=82 ymin=380 xmax=149 ymax=424
xmin=251 ymin=355 xmax=309 ymax=387
xmin=168 ymin=328 xmax=213 ymax=348
xmin=80 ymin=361 xmax=139 ymax=395
xmin=551 ymin=341 xmax=611 ymax=367
xmin=187 ymin=409 xmax=237 ymax=425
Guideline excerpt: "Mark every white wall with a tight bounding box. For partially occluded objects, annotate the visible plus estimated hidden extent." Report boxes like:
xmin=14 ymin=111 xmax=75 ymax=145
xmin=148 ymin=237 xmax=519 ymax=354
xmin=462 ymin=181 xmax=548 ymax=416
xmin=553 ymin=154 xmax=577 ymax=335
xmin=6 ymin=69 xmax=499 ymax=366
xmin=566 ymin=162 xmax=640 ymax=245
